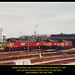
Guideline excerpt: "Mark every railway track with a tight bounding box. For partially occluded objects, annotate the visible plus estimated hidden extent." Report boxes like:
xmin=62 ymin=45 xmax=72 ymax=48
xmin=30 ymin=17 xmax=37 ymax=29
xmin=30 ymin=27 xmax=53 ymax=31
xmin=31 ymin=54 xmax=75 ymax=63
xmin=0 ymin=48 xmax=75 ymax=56
xmin=1 ymin=54 xmax=75 ymax=65
xmin=45 ymin=58 xmax=75 ymax=65
xmin=0 ymin=48 xmax=56 ymax=53
xmin=0 ymin=48 xmax=75 ymax=65
xmin=0 ymin=48 xmax=75 ymax=55
xmin=0 ymin=49 xmax=57 ymax=58
xmin=0 ymin=49 xmax=75 ymax=61
xmin=0 ymin=48 xmax=5 ymax=52
xmin=0 ymin=53 xmax=75 ymax=65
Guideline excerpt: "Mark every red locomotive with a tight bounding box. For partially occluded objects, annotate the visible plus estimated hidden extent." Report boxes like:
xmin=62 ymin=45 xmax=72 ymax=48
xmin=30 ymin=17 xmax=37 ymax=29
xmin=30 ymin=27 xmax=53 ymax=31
xmin=4 ymin=38 xmax=45 ymax=51
xmin=56 ymin=40 xmax=72 ymax=49
xmin=4 ymin=38 xmax=72 ymax=51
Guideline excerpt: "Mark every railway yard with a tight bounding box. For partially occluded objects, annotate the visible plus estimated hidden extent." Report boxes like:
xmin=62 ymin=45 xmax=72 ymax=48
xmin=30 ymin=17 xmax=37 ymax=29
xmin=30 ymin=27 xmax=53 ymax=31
xmin=0 ymin=48 xmax=75 ymax=65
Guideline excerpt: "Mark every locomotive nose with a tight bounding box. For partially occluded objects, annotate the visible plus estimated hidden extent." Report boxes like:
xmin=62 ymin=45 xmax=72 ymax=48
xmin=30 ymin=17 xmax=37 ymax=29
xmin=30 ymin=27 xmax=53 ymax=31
xmin=4 ymin=43 xmax=12 ymax=47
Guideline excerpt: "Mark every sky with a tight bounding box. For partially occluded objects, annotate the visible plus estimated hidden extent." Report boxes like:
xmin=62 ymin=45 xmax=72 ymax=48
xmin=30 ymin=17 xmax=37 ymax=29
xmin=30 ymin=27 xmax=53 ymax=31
xmin=0 ymin=2 xmax=75 ymax=38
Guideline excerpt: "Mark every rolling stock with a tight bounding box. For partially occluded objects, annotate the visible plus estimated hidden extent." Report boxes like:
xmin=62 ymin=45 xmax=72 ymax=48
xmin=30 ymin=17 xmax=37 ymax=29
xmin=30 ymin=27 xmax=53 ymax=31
xmin=4 ymin=38 xmax=72 ymax=51
xmin=56 ymin=40 xmax=72 ymax=49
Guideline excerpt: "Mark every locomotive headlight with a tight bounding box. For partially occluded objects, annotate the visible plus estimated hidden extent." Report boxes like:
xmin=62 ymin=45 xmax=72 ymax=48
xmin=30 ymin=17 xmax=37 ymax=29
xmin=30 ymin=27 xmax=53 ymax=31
xmin=66 ymin=43 xmax=68 ymax=45
xmin=54 ymin=43 xmax=56 ymax=45
xmin=43 ymin=43 xmax=45 ymax=45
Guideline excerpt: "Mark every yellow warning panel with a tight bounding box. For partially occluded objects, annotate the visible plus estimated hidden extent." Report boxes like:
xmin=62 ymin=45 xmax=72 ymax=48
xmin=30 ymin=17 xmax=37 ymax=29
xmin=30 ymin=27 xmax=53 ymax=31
xmin=45 ymin=43 xmax=51 ymax=46
xmin=5 ymin=43 xmax=12 ymax=47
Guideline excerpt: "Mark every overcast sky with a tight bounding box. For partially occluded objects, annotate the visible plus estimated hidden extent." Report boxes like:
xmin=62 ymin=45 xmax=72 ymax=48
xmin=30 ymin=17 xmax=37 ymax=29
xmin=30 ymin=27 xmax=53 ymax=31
xmin=0 ymin=2 xmax=75 ymax=38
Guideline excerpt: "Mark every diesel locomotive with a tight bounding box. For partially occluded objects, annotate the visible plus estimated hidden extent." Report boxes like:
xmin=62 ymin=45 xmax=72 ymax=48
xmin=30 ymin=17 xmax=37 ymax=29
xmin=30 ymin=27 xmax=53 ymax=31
xmin=4 ymin=38 xmax=72 ymax=51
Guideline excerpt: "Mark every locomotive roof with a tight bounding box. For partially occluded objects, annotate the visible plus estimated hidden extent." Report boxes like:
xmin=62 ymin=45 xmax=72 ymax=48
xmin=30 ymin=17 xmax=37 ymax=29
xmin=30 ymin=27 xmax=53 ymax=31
xmin=6 ymin=38 xmax=41 ymax=42
xmin=6 ymin=38 xmax=26 ymax=41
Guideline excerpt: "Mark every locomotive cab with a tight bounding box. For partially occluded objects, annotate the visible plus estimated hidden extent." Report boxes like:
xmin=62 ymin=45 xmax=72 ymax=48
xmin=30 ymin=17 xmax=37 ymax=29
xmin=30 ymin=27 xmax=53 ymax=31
xmin=4 ymin=38 xmax=14 ymax=51
xmin=56 ymin=40 xmax=72 ymax=49
xmin=56 ymin=40 xmax=64 ymax=49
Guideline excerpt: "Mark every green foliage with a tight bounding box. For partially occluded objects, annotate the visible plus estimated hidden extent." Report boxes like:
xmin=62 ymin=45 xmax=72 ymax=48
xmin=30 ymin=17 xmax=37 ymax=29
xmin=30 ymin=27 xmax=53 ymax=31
xmin=0 ymin=44 xmax=3 ymax=48
xmin=2 ymin=44 xmax=4 ymax=48
xmin=18 ymin=34 xmax=50 ymax=41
